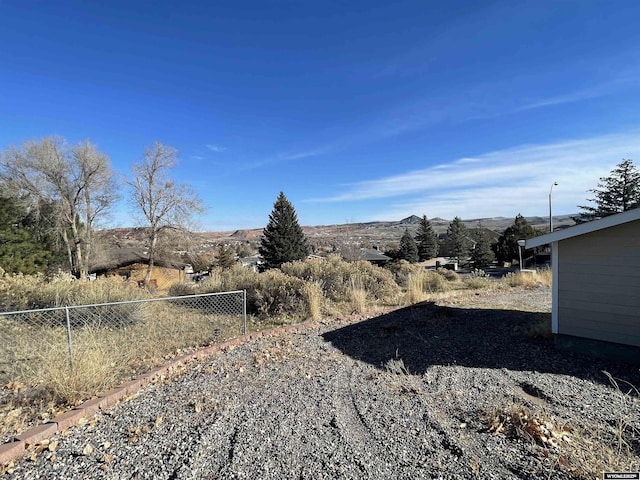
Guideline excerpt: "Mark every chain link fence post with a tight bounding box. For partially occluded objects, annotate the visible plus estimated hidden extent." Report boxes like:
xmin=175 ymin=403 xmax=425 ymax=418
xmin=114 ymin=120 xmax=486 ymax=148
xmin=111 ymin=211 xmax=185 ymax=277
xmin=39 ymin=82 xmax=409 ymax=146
xmin=242 ymin=289 xmax=247 ymax=335
xmin=64 ymin=306 xmax=75 ymax=371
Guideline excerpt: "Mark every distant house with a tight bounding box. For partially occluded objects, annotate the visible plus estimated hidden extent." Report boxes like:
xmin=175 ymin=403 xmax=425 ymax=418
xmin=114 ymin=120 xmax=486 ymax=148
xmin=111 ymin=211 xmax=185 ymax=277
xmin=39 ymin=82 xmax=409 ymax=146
xmin=525 ymin=208 xmax=640 ymax=362
xmin=239 ymin=255 xmax=264 ymax=272
xmin=359 ymin=249 xmax=392 ymax=266
xmin=90 ymin=248 xmax=190 ymax=289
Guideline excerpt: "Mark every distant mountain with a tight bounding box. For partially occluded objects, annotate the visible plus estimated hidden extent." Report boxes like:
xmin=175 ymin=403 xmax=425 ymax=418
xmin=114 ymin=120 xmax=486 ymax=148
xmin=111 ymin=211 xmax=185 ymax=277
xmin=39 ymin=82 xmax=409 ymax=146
xmin=399 ymin=215 xmax=422 ymax=225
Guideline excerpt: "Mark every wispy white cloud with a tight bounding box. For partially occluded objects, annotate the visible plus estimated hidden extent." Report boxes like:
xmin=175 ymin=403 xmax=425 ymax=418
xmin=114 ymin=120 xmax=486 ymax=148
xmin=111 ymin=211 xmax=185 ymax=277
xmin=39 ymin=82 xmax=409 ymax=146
xmin=279 ymin=148 xmax=327 ymax=161
xmin=217 ymin=146 xmax=329 ymax=176
xmin=309 ymin=131 xmax=640 ymax=220
xmin=206 ymin=144 xmax=226 ymax=153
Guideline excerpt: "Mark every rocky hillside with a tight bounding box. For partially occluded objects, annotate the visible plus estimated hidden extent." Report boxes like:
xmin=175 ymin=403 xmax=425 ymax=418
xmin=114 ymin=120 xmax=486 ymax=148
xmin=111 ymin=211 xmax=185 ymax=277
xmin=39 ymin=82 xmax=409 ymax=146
xmin=98 ymin=214 xmax=576 ymax=255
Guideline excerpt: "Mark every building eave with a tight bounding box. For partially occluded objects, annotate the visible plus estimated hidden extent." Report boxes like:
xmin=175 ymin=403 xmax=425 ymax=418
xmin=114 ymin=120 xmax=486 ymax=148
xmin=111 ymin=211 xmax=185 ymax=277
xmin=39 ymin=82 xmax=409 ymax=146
xmin=525 ymin=208 xmax=640 ymax=249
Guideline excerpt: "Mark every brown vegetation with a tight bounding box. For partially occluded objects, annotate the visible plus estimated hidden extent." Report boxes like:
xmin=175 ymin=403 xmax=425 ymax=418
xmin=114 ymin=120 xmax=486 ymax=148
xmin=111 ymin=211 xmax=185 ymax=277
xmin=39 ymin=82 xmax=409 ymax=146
xmin=0 ymin=259 xmax=553 ymax=445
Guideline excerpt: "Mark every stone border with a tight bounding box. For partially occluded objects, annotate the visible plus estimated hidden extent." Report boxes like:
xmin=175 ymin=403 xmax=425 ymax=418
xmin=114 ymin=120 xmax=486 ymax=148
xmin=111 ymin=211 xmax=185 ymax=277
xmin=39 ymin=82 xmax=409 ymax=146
xmin=0 ymin=320 xmax=317 ymax=466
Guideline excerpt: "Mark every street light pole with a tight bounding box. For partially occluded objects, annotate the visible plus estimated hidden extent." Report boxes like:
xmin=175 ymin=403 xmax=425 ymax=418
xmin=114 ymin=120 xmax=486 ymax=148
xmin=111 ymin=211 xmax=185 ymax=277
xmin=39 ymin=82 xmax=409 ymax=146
xmin=549 ymin=182 xmax=558 ymax=233
xmin=517 ymin=239 xmax=525 ymax=271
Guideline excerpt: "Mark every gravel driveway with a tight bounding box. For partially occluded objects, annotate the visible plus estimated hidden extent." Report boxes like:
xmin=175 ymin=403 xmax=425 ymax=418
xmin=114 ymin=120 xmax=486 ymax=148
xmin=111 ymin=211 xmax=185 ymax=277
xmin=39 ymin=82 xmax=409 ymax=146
xmin=7 ymin=287 xmax=640 ymax=479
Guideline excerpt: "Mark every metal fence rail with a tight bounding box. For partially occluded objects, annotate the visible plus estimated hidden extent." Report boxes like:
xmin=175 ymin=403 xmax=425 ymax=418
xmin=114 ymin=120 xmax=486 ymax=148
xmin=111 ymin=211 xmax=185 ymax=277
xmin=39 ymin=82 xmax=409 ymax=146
xmin=0 ymin=290 xmax=246 ymax=380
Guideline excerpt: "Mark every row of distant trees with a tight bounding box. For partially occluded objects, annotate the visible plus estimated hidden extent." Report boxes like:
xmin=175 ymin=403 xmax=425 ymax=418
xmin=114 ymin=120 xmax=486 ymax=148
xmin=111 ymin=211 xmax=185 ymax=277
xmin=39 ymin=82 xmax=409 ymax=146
xmin=1 ymin=139 xmax=638 ymax=277
xmin=390 ymin=215 xmax=526 ymax=267
xmin=0 ymin=137 xmax=202 ymax=283
xmin=257 ymin=159 xmax=640 ymax=269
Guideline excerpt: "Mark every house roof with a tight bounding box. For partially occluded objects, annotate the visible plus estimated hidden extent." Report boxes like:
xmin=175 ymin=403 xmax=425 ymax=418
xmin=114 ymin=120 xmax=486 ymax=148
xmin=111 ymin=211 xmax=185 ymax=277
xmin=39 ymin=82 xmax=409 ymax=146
xmin=525 ymin=208 xmax=640 ymax=248
xmin=359 ymin=249 xmax=391 ymax=262
xmin=89 ymin=247 xmax=188 ymax=273
xmin=239 ymin=255 xmax=263 ymax=266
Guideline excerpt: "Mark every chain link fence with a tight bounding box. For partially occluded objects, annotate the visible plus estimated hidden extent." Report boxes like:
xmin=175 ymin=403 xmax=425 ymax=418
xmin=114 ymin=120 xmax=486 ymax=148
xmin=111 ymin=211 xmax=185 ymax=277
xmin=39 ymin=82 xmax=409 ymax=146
xmin=0 ymin=290 xmax=246 ymax=396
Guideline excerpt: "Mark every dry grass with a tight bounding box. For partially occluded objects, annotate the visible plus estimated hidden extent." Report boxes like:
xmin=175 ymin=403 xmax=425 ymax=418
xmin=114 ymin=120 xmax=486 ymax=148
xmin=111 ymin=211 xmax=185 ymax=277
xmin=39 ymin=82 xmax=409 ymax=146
xmin=405 ymin=273 xmax=426 ymax=305
xmin=0 ymin=273 xmax=149 ymax=311
xmin=487 ymin=375 xmax=640 ymax=479
xmin=0 ymin=260 xmax=556 ymax=443
xmin=348 ymin=276 xmax=368 ymax=313
xmin=2 ymin=300 xmax=245 ymax=409
xmin=501 ymin=269 xmax=552 ymax=288
xmin=384 ymin=357 xmax=424 ymax=396
xmin=404 ymin=270 xmax=451 ymax=305
xmin=303 ymin=281 xmax=323 ymax=320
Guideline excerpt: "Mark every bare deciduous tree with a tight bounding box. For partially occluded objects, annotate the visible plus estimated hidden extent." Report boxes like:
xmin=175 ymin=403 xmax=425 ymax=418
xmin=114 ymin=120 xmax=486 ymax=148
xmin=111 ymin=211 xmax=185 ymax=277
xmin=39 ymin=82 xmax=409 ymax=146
xmin=128 ymin=142 xmax=204 ymax=286
xmin=335 ymin=220 xmax=362 ymax=262
xmin=0 ymin=137 xmax=118 ymax=278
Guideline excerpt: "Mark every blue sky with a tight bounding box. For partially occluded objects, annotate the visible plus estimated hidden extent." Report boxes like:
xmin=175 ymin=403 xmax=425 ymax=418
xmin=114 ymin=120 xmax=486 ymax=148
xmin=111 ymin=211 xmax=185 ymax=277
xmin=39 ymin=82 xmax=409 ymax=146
xmin=2 ymin=1 xmax=640 ymax=231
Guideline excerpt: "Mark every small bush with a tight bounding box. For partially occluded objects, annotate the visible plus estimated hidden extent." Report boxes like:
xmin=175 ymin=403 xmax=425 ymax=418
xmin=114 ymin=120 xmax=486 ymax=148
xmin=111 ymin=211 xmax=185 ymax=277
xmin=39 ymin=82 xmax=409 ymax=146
xmin=404 ymin=270 xmax=450 ymax=304
xmin=0 ymin=273 xmax=147 ymax=311
xmin=461 ymin=268 xmax=493 ymax=290
xmin=385 ymin=260 xmax=422 ymax=287
xmin=436 ymin=268 xmax=460 ymax=282
xmin=168 ymin=282 xmax=196 ymax=297
xmin=254 ymin=270 xmax=308 ymax=320
xmin=197 ymin=265 xmax=262 ymax=313
xmin=421 ymin=270 xmax=449 ymax=292
xmin=282 ymin=256 xmax=400 ymax=307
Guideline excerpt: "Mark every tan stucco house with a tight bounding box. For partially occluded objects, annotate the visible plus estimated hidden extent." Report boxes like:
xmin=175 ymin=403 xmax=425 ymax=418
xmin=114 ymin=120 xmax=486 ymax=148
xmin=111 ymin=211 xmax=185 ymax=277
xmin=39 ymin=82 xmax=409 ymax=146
xmin=90 ymin=248 xmax=190 ymax=290
xmin=525 ymin=208 xmax=640 ymax=361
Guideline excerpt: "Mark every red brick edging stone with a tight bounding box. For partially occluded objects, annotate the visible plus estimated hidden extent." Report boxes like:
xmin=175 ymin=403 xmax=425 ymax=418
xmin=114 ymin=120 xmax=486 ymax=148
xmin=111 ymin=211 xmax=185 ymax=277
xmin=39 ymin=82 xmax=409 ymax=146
xmin=0 ymin=320 xmax=317 ymax=466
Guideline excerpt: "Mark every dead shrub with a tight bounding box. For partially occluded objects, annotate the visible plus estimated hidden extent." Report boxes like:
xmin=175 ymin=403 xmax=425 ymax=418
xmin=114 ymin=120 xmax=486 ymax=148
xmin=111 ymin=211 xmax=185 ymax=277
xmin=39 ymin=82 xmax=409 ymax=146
xmin=436 ymin=268 xmax=460 ymax=282
xmin=487 ymin=376 xmax=640 ymax=479
xmin=168 ymin=281 xmax=196 ymax=297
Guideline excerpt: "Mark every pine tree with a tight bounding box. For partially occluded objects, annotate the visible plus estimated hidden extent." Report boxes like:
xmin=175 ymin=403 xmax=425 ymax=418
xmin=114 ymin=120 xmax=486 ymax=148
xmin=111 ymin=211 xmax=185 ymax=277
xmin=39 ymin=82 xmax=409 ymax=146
xmin=0 ymin=195 xmax=60 ymax=274
xmin=216 ymin=244 xmax=236 ymax=270
xmin=259 ymin=192 xmax=310 ymax=269
xmin=492 ymin=214 xmax=539 ymax=264
xmin=470 ymin=223 xmax=495 ymax=268
xmin=441 ymin=217 xmax=471 ymax=264
xmin=415 ymin=215 xmax=438 ymax=260
xmin=399 ymin=228 xmax=419 ymax=263
xmin=577 ymin=159 xmax=640 ymax=222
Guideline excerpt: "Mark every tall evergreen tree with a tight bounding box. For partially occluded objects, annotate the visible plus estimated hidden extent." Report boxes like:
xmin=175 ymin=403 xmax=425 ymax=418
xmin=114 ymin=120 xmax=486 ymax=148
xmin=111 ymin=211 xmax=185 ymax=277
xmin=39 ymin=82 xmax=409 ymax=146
xmin=259 ymin=192 xmax=310 ymax=269
xmin=577 ymin=159 xmax=640 ymax=222
xmin=399 ymin=228 xmax=419 ymax=263
xmin=440 ymin=217 xmax=472 ymax=264
xmin=492 ymin=214 xmax=539 ymax=264
xmin=0 ymin=194 xmax=61 ymax=274
xmin=415 ymin=215 xmax=438 ymax=260
xmin=470 ymin=223 xmax=495 ymax=268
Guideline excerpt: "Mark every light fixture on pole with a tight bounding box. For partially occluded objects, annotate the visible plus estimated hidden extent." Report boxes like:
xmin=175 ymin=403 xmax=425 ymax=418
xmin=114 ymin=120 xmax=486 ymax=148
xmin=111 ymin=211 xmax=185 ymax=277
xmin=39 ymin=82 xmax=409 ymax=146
xmin=517 ymin=239 xmax=526 ymax=271
xmin=549 ymin=182 xmax=558 ymax=233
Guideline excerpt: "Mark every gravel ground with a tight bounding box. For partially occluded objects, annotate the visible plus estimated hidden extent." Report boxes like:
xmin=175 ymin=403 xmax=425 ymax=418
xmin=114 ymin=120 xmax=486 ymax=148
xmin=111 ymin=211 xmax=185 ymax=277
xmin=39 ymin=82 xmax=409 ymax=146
xmin=6 ymin=286 xmax=640 ymax=479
